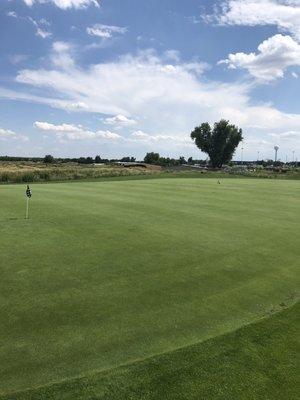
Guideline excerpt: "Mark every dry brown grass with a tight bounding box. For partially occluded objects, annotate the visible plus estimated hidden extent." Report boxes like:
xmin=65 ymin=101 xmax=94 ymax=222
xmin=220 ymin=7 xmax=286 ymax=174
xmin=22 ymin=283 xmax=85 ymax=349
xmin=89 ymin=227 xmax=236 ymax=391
xmin=0 ymin=162 xmax=161 ymax=183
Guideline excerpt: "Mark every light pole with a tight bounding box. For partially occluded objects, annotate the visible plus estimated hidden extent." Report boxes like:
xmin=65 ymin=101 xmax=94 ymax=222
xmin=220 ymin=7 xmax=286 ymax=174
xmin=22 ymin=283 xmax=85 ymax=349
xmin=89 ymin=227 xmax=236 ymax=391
xmin=257 ymin=150 xmax=260 ymax=162
xmin=292 ymin=150 xmax=295 ymax=163
xmin=241 ymin=147 xmax=244 ymax=164
xmin=274 ymin=146 xmax=279 ymax=163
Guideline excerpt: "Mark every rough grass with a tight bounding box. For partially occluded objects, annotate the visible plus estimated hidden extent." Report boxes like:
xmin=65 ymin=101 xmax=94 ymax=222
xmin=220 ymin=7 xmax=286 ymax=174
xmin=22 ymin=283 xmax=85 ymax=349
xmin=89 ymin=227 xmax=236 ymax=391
xmin=0 ymin=162 xmax=158 ymax=183
xmin=2 ymin=303 xmax=299 ymax=400
xmin=1 ymin=161 xmax=299 ymax=184
xmin=225 ymin=168 xmax=300 ymax=180
xmin=0 ymin=178 xmax=299 ymax=398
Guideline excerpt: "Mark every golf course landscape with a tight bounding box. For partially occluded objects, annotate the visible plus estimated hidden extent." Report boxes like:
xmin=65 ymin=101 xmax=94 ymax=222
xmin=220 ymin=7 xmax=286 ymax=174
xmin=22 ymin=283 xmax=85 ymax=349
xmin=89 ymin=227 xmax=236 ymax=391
xmin=0 ymin=176 xmax=299 ymax=399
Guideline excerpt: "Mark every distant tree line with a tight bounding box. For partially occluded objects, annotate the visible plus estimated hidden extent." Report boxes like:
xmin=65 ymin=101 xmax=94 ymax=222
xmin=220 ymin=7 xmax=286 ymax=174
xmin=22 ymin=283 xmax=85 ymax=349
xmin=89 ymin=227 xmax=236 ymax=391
xmin=143 ymin=152 xmax=207 ymax=166
xmin=0 ymin=156 xmax=45 ymax=162
xmin=2 ymin=154 xmax=296 ymax=167
xmin=0 ymin=155 xmax=136 ymax=164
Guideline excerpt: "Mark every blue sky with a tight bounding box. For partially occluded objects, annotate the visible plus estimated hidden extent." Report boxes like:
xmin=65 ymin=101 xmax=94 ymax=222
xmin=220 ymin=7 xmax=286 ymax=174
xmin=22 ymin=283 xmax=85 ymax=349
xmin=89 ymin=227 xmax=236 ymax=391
xmin=0 ymin=0 xmax=299 ymax=161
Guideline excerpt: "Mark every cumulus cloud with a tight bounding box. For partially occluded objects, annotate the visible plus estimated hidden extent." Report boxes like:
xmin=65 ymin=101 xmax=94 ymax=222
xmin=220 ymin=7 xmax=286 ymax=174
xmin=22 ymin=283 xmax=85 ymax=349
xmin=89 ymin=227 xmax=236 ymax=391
xmin=11 ymin=48 xmax=225 ymax=122
xmin=0 ymin=127 xmax=28 ymax=141
xmin=100 ymin=131 xmax=121 ymax=140
xmin=212 ymin=1 xmax=300 ymax=82
xmin=0 ymin=45 xmax=299 ymax=158
xmin=212 ymin=0 xmax=300 ymax=40
xmin=219 ymin=34 xmax=300 ymax=81
xmin=34 ymin=121 xmax=122 ymax=141
xmin=104 ymin=114 xmax=137 ymax=126
xmin=131 ymin=130 xmax=150 ymax=139
xmin=23 ymin=0 xmax=100 ymax=9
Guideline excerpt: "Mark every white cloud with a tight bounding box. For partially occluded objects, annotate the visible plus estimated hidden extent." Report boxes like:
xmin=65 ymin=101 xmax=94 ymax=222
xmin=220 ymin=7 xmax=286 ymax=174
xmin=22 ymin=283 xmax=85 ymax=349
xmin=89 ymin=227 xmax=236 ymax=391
xmin=0 ymin=46 xmax=299 ymax=158
xmin=130 ymin=131 xmax=190 ymax=144
xmin=23 ymin=0 xmax=100 ymax=9
xmin=28 ymin=17 xmax=52 ymax=39
xmin=292 ymin=71 xmax=299 ymax=78
xmin=36 ymin=27 xmax=52 ymax=39
xmin=0 ymin=128 xmax=17 ymax=139
xmin=11 ymin=49 xmax=250 ymax=124
xmin=213 ymin=0 xmax=300 ymax=40
xmin=100 ymin=131 xmax=121 ymax=140
xmin=86 ymin=24 xmax=127 ymax=39
xmin=34 ymin=121 xmax=122 ymax=141
xmin=34 ymin=121 xmax=82 ymax=132
xmin=219 ymin=34 xmax=300 ymax=81
xmin=7 ymin=11 xmax=52 ymax=39
xmin=104 ymin=114 xmax=137 ymax=126
xmin=131 ymin=130 xmax=150 ymax=139
xmin=212 ymin=1 xmax=300 ymax=83
xmin=0 ymin=127 xmax=28 ymax=141
xmin=51 ymin=41 xmax=75 ymax=69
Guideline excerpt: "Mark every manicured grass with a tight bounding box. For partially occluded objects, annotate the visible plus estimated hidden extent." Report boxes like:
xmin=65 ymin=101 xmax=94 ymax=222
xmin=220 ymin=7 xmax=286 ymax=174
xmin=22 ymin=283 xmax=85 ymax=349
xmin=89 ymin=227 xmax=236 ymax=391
xmin=0 ymin=178 xmax=299 ymax=398
xmin=3 ymin=303 xmax=299 ymax=400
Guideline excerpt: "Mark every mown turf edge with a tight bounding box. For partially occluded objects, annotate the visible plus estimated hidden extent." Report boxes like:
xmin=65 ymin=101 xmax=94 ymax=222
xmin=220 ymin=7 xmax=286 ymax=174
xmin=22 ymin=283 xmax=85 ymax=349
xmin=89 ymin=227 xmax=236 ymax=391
xmin=2 ymin=302 xmax=299 ymax=400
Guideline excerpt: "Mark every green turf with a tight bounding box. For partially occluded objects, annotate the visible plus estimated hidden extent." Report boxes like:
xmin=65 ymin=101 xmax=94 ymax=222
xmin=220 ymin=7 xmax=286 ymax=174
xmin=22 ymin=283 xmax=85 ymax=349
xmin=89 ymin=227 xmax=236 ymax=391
xmin=2 ymin=303 xmax=299 ymax=400
xmin=0 ymin=178 xmax=299 ymax=397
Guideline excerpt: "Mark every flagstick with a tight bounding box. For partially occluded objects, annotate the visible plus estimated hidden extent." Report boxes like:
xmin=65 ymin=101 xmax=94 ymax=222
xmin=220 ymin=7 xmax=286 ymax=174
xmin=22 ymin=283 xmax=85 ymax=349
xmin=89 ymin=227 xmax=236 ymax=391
xmin=25 ymin=196 xmax=29 ymax=219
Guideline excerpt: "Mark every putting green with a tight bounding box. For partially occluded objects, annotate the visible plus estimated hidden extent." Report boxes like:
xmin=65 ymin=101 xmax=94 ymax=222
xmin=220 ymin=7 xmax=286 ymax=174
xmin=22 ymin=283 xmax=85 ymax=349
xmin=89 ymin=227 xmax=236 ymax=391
xmin=0 ymin=178 xmax=299 ymax=396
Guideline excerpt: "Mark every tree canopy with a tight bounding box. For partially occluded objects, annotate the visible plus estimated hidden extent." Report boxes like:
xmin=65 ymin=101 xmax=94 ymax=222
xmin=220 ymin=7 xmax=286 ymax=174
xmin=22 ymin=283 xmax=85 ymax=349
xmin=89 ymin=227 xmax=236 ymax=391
xmin=191 ymin=120 xmax=243 ymax=168
xmin=43 ymin=154 xmax=54 ymax=164
xmin=144 ymin=152 xmax=160 ymax=164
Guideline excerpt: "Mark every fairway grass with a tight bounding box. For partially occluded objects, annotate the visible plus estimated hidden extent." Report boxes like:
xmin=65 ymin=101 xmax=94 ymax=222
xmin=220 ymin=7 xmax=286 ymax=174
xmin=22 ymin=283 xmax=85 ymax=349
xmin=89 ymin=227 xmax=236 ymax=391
xmin=0 ymin=178 xmax=299 ymax=397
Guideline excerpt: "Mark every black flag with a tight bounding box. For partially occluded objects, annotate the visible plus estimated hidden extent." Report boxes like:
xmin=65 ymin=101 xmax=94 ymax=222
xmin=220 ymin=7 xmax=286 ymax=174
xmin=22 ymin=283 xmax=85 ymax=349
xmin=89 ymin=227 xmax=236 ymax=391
xmin=26 ymin=185 xmax=32 ymax=198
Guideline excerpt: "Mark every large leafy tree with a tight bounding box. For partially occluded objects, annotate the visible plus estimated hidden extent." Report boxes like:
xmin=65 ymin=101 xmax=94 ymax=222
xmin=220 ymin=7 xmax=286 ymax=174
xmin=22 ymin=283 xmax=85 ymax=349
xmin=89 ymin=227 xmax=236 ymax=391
xmin=191 ymin=119 xmax=243 ymax=168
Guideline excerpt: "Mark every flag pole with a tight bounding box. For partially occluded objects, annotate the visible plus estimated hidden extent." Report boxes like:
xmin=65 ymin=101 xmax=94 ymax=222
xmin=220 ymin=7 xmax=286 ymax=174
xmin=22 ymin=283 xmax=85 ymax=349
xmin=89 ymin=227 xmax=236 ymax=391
xmin=25 ymin=196 xmax=29 ymax=219
xmin=25 ymin=185 xmax=31 ymax=219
